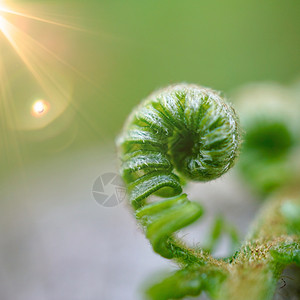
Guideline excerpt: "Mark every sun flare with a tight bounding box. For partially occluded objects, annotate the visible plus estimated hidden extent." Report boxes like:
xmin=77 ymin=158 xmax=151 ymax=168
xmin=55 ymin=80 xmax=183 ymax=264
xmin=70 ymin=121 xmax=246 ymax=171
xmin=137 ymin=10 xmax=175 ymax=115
xmin=32 ymin=100 xmax=49 ymax=117
xmin=0 ymin=1 xmax=85 ymax=130
xmin=0 ymin=1 xmax=101 ymax=165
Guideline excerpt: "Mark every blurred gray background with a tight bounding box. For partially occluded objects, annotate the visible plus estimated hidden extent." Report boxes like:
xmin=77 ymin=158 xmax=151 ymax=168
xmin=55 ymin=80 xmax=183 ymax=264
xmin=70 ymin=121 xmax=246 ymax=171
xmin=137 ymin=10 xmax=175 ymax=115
xmin=0 ymin=145 xmax=261 ymax=299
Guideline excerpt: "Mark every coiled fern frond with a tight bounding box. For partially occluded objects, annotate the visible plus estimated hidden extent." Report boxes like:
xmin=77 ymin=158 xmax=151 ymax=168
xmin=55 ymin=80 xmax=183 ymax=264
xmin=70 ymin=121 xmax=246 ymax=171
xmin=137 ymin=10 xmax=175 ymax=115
xmin=116 ymin=84 xmax=299 ymax=300
xmin=117 ymin=84 xmax=241 ymax=260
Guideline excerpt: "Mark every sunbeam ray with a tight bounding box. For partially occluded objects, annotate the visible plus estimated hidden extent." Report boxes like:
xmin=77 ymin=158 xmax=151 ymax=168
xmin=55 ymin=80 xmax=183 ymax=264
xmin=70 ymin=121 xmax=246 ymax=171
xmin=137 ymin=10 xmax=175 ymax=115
xmin=0 ymin=54 xmax=24 ymax=169
xmin=0 ymin=14 xmax=73 ymax=130
xmin=0 ymin=5 xmax=85 ymax=32
xmin=0 ymin=0 xmax=108 ymax=172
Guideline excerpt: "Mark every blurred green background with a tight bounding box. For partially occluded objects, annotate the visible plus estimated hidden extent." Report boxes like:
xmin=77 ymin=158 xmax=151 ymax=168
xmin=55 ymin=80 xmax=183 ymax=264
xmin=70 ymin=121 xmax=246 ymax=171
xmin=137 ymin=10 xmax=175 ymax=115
xmin=0 ymin=2 xmax=299 ymax=299
xmin=1 ymin=0 xmax=300 ymax=177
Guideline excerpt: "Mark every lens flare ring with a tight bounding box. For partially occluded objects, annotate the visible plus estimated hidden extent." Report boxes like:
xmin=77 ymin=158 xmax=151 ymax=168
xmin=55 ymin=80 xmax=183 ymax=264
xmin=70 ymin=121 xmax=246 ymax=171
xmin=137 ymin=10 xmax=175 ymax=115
xmin=0 ymin=1 xmax=82 ymax=131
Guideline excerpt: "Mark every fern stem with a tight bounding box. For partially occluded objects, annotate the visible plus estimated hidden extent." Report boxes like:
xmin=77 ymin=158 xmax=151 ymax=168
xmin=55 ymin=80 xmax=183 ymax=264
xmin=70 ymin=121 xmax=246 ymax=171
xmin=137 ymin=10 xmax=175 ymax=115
xmin=218 ymin=190 xmax=300 ymax=300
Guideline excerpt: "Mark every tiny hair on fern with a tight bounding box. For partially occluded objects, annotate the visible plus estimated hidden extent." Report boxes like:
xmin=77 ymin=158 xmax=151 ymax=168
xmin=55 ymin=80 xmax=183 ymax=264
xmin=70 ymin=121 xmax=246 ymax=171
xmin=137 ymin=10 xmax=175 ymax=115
xmin=116 ymin=83 xmax=300 ymax=300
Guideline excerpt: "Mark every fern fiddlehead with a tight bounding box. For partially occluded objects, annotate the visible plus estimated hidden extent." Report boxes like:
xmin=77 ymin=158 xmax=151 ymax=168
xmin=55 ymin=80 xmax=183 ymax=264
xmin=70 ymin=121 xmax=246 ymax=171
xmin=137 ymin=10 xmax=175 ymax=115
xmin=117 ymin=83 xmax=241 ymax=261
xmin=116 ymin=83 xmax=300 ymax=300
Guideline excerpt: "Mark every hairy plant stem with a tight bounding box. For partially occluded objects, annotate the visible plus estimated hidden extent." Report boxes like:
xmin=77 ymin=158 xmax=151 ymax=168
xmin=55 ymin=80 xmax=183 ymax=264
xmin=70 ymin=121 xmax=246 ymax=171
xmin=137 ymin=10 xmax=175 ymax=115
xmin=167 ymin=237 xmax=222 ymax=267
xmin=215 ymin=188 xmax=300 ymax=300
xmin=147 ymin=190 xmax=299 ymax=300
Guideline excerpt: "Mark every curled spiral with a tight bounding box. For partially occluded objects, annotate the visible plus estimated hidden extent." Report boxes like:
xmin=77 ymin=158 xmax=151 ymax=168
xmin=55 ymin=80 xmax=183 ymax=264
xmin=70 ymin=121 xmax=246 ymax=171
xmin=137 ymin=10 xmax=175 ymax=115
xmin=117 ymin=83 xmax=241 ymax=259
